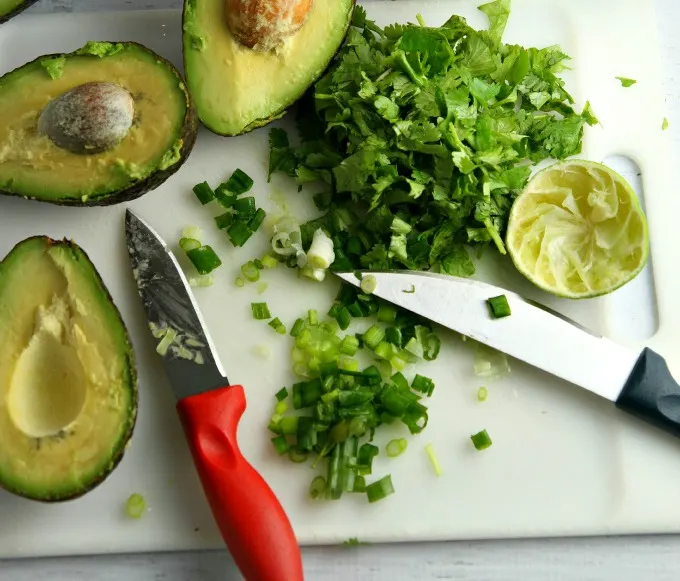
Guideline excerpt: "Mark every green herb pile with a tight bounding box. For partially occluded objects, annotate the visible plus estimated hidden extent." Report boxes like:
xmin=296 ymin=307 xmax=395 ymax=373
xmin=268 ymin=0 xmax=597 ymax=276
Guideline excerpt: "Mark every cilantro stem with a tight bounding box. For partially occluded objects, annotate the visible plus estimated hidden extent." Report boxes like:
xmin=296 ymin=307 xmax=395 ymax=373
xmin=483 ymin=218 xmax=507 ymax=255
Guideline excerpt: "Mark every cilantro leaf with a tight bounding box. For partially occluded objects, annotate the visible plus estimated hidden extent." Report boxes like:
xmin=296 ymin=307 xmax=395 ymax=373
xmin=616 ymin=76 xmax=637 ymax=88
xmin=478 ymin=0 xmax=511 ymax=46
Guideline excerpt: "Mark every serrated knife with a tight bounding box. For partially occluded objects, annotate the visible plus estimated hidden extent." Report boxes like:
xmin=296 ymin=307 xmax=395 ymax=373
xmin=125 ymin=209 xmax=304 ymax=581
xmin=336 ymin=270 xmax=680 ymax=438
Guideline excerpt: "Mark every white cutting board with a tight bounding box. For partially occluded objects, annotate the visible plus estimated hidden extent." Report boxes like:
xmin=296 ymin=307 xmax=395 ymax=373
xmin=2 ymin=0 xmax=680 ymax=561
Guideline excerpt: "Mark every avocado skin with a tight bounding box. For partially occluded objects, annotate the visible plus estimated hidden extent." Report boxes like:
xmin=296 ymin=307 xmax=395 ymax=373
xmin=182 ymin=0 xmax=356 ymax=137
xmin=0 ymin=0 xmax=40 ymax=25
xmin=0 ymin=236 xmax=138 ymax=503
xmin=0 ymin=42 xmax=199 ymax=207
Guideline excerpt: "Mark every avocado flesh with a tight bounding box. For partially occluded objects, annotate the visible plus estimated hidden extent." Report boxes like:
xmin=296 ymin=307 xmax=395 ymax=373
xmin=183 ymin=0 xmax=354 ymax=135
xmin=0 ymin=237 xmax=137 ymax=502
xmin=0 ymin=42 xmax=196 ymax=205
xmin=0 ymin=0 xmax=39 ymax=24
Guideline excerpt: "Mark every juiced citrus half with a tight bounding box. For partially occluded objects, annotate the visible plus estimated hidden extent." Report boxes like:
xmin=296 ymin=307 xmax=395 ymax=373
xmin=506 ymin=160 xmax=649 ymax=299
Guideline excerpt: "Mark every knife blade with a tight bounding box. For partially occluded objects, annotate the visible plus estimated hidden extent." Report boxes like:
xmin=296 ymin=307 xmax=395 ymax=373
xmin=336 ymin=270 xmax=680 ymax=439
xmin=125 ymin=209 xmax=303 ymax=581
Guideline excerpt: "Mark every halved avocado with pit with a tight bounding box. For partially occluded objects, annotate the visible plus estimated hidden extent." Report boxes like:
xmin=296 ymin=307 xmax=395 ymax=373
xmin=0 ymin=0 xmax=40 ymax=24
xmin=0 ymin=236 xmax=137 ymax=502
xmin=0 ymin=41 xmax=197 ymax=206
xmin=182 ymin=0 xmax=355 ymax=135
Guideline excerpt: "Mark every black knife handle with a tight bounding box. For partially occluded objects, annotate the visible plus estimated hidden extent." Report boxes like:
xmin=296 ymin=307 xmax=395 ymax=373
xmin=616 ymin=348 xmax=680 ymax=439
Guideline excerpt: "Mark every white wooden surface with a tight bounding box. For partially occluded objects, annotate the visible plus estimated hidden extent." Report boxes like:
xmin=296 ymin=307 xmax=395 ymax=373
xmin=2 ymin=0 xmax=680 ymax=578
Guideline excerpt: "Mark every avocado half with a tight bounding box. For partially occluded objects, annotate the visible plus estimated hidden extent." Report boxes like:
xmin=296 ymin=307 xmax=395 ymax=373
xmin=182 ymin=0 xmax=355 ymax=136
xmin=0 ymin=0 xmax=39 ymax=24
xmin=0 ymin=41 xmax=198 ymax=206
xmin=0 ymin=236 xmax=138 ymax=502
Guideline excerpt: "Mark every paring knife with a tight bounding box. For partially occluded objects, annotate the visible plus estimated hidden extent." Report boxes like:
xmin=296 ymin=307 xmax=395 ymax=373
xmin=336 ymin=270 xmax=680 ymax=438
xmin=125 ymin=209 xmax=304 ymax=581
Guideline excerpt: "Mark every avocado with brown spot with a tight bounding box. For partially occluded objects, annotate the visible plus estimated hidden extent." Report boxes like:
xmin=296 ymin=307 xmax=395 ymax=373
xmin=0 ymin=41 xmax=198 ymax=206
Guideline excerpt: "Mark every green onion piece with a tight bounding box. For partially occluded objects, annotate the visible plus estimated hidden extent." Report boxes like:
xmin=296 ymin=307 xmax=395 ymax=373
xmin=290 ymin=318 xmax=305 ymax=337
xmin=309 ymin=476 xmax=327 ymax=500
xmin=477 ymin=387 xmax=488 ymax=402
xmin=241 ymin=261 xmax=260 ymax=282
xmin=233 ymin=196 xmax=256 ymax=215
xmin=280 ymin=416 xmax=299 ymax=435
xmin=156 ymin=328 xmax=177 ymax=356
xmin=188 ymin=275 xmax=214 ymax=288
xmin=363 ymin=324 xmax=385 ymax=350
xmin=334 ymin=307 xmax=352 ymax=331
xmin=192 ymin=181 xmax=214 ymax=205
xmin=471 ymin=429 xmax=493 ymax=450
xmin=385 ymin=438 xmax=408 ymax=458
xmin=357 ymin=443 xmax=379 ymax=475
xmin=257 ymin=282 xmax=268 ymax=295
xmin=353 ymin=475 xmax=367 ymax=493
xmin=224 ymin=168 xmax=254 ymax=195
xmin=275 ymin=401 xmax=288 ymax=415
xmin=235 ymin=277 xmax=245 ymax=288
xmin=288 ymin=448 xmax=308 ymax=463
xmin=269 ymin=317 xmax=287 ymax=334
xmin=275 ymin=387 xmax=288 ymax=402
xmin=271 ymin=435 xmax=289 ymax=456
xmin=251 ymin=302 xmax=271 ymax=320
xmin=366 ymin=474 xmax=395 ymax=503
xmin=125 ymin=493 xmax=147 ymax=519
xmin=182 ymin=226 xmax=202 ymax=240
xmin=390 ymin=372 xmax=409 ymax=390
xmin=186 ymin=246 xmax=222 ymax=275
xmin=377 ymin=303 xmax=397 ymax=323
xmin=374 ymin=341 xmax=397 ymax=361
xmin=424 ymin=442 xmax=443 ymax=476
xmin=215 ymin=188 xmax=237 ymax=208
xmin=487 ymin=295 xmax=511 ymax=319
xmin=340 ymin=335 xmax=359 ymax=356
xmin=267 ymin=416 xmax=283 ymax=434
xmin=227 ymin=220 xmax=254 ymax=247
xmin=179 ymin=237 xmax=201 ymax=252
xmin=411 ymin=374 xmax=435 ymax=397
xmin=214 ymin=212 xmax=234 ymax=230
xmin=297 ymin=417 xmax=318 ymax=451
xmin=261 ymin=254 xmax=278 ymax=269
xmin=292 ymin=379 xmax=323 ymax=409
xmin=359 ymin=274 xmax=377 ymax=294
xmin=248 ymin=208 xmax=267 ymax=232
xmin=384 ymin=326 xmax=402 ymax=347
xmin=308 ymin=309 xmax=318 ymax=325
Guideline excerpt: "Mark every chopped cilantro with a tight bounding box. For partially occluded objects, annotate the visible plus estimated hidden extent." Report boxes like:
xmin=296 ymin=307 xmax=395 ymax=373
xmin=616 ymin=77 xmax=637 ymax=88
xmin=267 ymin=1 xmax=596 ymax=276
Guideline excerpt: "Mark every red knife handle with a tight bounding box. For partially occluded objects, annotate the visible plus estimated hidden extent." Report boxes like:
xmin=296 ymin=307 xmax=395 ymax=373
xmin=176 ymin=385 xmax=304 ymax=581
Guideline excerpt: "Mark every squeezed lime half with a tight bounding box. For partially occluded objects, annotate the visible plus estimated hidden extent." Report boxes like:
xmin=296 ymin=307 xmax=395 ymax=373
xmin=506 ymin=160 xmax=649 ymax=299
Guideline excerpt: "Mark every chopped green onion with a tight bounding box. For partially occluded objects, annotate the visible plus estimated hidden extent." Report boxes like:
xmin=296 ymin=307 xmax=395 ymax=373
xmin=188 ymin=275 xmax=214 ymax=288
xmin=125 ymin=493 xmax=147 ymax=519
xmin=192 ymin=181 xmax=214 ymax=205
xmin=227 ymin=220 xmax=254 ymax=247
xmin=390 ymin=372 xmax=409 ymax=390
xmin=424 ymin=442 xmax=443 ymax=476
xmin=288 ymin=448 xmax=308 ymax=463
xmin=215 ymin=188 xmax=237 ymax=208
xmin=339 ymin=335 xmax=359 ymax=356
xmin=290 ymin=318 xmax=305 ymax=337
xmin=214 ymin=212 xmax=234 ymax=230
xmin=385 ymin=438 xmax=408 ymax=458
xmin=269 ymin=317 xmax=287 ymax=334
xmin=293 ymin=379 xmax=323 ymax=409
xmin=353 ymin=476 xmax=367 ymax=493
xmin=186 ymin=246 xmax=222 ymax=275
xmin=223 ymin=168 xmax=254 ymax=195
xmin=307 ymin=228 xmax=335 ymax=269
xmin=235 ymin=277 xmax=245 ymax=288
xmin=473 ymin=342 xmax=511 ymax=379
xmin=309 ymin=476 xmax=327 ymax=499
xmin=261 ymin=254 xmax=278 ymax=269
xmin=156 ymin=328 xmax=177 ymax=356
xmin=363 ymin=325 xmax=385 ymax=350
xmin=179 ymin=237 xmax=201 ymax=252
xmin=275 ymin=401 xmax=288 ymax=415
xmin=241 ymin=261 xmax=260 ymax=282
xmin=271 ymin=435 xmax=289 ymax=455
xmin=359 ymin=275 xmax=377 ymax=294
xmin=487 ymin=295 xmax=511 ymax=319
xmin=257 ymin=282 xmax=268 ymax=294
xmin=377 ymin=303 xmax=397 ymax=324
xmin=357 ymin=443 xmax=379 ymax=475
xmin=366 ymin=475 xmax=395 ymax=503
xmin=251 ymin=302 xmax=271 ymax=320
xmin=308 ymin=309 xmax=318 ymax=325
xmin=233 ymin=196 xmax=256 ymax=215
xmin=384 ymin=327 xmax=402 ymax=346
xmin=477 ymin=387 xmax=488 ymax=402
xmin=248 ymin=208 xmax=267 ymax=232
xmin=182 ymin=226 xmax=202 ymax=240
xmin=411 ymin=374 xmax=435 ymax=397
xmin=275 ymin=387 xmax=289 ymax=402
xmin=280 ymin=416 xmax=298 ymax=435
xmin=470 ymin=429 xmax=492 ymax=450
xmin=334 ymin=307 xmax=352 ymax=331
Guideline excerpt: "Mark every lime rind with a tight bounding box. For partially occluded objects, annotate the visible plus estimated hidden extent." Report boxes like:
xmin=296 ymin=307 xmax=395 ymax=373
xmin=506 ymin=160 xmax=649 ymax=299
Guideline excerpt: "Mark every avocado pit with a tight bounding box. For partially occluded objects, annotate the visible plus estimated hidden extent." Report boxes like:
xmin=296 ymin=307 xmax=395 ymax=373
xmin=225 ymin=0 xmax=313 ymax=51
xmin=37 ymin=81 xmax=135 ymax=154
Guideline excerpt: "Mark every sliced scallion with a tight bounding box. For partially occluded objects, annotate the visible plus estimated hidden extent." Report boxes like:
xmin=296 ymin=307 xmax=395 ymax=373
xmin=477 ymin=387 xmax=488 ymax=402
xmin=251 ymin=302 xmax=271 ymax=320
xmin=227 ymin=220 xmax=254 ymax=247
xmin=385 ymin=438 xmax=408 ymax=458
xmin=214 ymin=212 xmax=234 ymax=230
xmin=241 ymin=261 xmax=260 ymax=282
xmin=235 ymin=277 xmax=245 ymax=288
xmin=192 ymin=181 xmax=214 ymax=205
xmin=223 ymin=168 xmax=254 ymax=195
xmin=188 ymin=275 xmax=214 ymax=288
xmin=470 ymin=429 xmax=492 ymax=451
xmin=365 ymin=475 xmax=395 ymax=503
xmin=269 ymin=317 xmax=287 ymax=335
xmin=125 ymin=493 xmax=147 ymax=519
xmin=261 ymin=254 xmax=278 ymax=269
xmin=487 ymin=295 xmax=511 ymax=319
xmin=186 ymin=246 xmax=222 ymax=275
xmin=179 ymin=237 xmax=201 ymax=252
xmin=275 ymin=387 xmax=289 ymax=402
xmin=233 ymin=196 xmax=256 ymax=216
xmin=359 ymin=275 xmax=377 ymax=294
xmin=309 ymin=476 xmax=327 ymax=500
xmin=156 ymin=328 xmax=177 ymax=356
xmin=271 ymin=435 xmax=289 ymax=456
xmin=424 ymin=442 xmax=443 ymax=476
